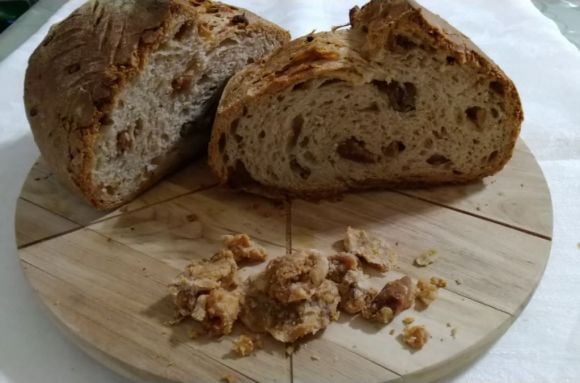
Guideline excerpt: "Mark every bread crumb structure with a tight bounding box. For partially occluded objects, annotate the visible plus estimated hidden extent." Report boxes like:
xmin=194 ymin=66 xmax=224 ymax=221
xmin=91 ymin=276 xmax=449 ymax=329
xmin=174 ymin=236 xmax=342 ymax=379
xmin=344 ymin=227 xmax=397 ymax=271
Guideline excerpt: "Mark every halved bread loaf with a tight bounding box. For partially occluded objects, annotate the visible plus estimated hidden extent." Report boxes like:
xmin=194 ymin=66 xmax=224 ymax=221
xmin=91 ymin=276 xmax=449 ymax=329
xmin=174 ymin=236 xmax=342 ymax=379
xmin=25 ymin=0 xmax=289 ymax=210
xmin=208 ymin=0 xmax=523 ymax=199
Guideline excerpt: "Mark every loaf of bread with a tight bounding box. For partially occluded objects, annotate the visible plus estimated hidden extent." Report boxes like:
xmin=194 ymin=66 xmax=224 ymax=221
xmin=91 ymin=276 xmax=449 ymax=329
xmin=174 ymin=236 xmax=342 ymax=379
xmin=208 ymin=0 xmax=523 ymax=199
xmin=24 ymin=0 xmax=289 ymax=210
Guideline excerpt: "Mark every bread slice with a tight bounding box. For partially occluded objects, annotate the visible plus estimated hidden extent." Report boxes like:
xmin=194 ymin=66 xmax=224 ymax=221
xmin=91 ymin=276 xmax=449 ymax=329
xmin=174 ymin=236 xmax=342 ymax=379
xmin=208 ymin=0 xmax=523 ymax=199
xmin=24 ymin=0 xmax=289 ymax=210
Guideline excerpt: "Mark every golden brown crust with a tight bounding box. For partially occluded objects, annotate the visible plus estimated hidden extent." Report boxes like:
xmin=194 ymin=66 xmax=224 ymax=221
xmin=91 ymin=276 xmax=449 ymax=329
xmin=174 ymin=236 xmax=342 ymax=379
xmin=25 ymin=0 xmax=290 ymax=210
xmin=208 ymin=0 xmax=523 ymax=199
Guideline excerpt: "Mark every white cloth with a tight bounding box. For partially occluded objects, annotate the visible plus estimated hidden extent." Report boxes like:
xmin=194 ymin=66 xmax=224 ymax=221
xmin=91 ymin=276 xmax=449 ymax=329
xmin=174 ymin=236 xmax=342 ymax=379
xmin=1 ymin=1 xmax=579 ymax=382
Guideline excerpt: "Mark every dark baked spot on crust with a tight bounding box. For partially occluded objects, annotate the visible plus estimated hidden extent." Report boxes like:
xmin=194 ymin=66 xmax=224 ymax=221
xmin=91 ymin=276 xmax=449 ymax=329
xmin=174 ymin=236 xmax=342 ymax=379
xmin=276 ymin=48 xmax=340 ymax=76
xmin=337 ymin=137 xmax=378 ymax=163
xmin=306 ymin=35 xmax=314 ymax=43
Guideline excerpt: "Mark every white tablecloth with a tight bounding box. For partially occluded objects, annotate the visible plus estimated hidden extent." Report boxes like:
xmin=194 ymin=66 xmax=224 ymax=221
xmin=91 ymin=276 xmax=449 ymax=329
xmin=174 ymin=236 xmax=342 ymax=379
xmin=1 ymin=1 xmax=579 ymax=382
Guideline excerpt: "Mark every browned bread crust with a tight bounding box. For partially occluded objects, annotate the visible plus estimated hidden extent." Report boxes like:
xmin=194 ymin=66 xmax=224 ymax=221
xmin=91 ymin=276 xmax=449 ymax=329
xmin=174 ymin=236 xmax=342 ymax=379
xmin=208 ymin=0 xmax=523 ymax=200
xmin=24 ymin=0 xmax=289 ymax=209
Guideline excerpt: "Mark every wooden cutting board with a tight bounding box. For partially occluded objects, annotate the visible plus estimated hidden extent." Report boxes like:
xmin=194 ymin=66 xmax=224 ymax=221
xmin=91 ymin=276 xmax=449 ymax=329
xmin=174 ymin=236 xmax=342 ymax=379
xmin=14 ymin=139 xmax=552 ymax=383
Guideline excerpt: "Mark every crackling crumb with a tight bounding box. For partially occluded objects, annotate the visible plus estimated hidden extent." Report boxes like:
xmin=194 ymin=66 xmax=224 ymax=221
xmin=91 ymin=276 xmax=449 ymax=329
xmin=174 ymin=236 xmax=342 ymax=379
xmin=430 ymin=276 xmax=447 ymax=288
xmin=402 ymin=317 xmax=415 ymax=325
xmin=403 ymin=325 xmax=429 ymax=350
xmin=221 ymin=373 xmax=237 ymax=383
xmin=232 ymin=335 xmax=256 ymax=357
xmin=414 ymin=249 xmax=438 ymax=267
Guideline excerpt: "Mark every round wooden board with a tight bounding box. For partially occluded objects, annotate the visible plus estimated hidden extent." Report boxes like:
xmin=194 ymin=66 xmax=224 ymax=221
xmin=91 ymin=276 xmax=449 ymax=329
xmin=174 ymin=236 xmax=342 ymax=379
xmin=15 ymin=139 xmax=552 ymax=383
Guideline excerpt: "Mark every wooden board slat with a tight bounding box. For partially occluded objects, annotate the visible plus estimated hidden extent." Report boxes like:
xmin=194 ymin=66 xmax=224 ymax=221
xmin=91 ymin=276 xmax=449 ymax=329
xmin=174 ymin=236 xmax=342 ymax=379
xmin=401 ymin=141 xmax=552 ymax=238
xmin=15 ymin=199 xmax=79 ymax=247
xmin=19 ymin=158 xmax=217 ymax=226
xmin=290 ymin=192 xmax=551 ymax=315
xmin=14 ymin=140 xmax=552 ymax=383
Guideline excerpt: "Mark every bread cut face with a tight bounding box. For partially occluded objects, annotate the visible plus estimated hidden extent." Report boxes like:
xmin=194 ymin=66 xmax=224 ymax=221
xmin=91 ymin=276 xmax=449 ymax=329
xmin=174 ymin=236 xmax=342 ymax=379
xmin=24 ymin=0 xmax=289 ymax=209
xmin=209 ymin=0 xmax=523 ymax=199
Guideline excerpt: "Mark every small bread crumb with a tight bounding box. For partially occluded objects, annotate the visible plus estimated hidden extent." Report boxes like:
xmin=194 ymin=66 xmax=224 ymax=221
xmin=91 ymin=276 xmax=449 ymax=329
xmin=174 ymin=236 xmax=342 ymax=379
xmin=402 ymin=317 xmax=415 ymax=325
xmin=451 ymin=327 xmax=458 ymax=338
xmin=455 ymin=278 xmax=463 ymax=285
xmin=232 ymin=335 xmax=256 ymax=357
xmin=430 ymin=276 xmax=447 ymax=288
xmin=310 ymin=355 xmax=320 ymax=361
xmin=415 ymin=279 xmax=439 ymax=307
xmin=446 ymin=322 xmax=452 ymax=328
xmin=389 ymin=329 xmax=395 ymax=336
xmin=285 ymin=344 xmax=295 ymax=356
xmin=403 ymin=325 xmax=429 ymax=349
xmin=414 ymin=250 xmax=438 ymax=267
xmin=221 ymin=373 xmax=237 ymax=383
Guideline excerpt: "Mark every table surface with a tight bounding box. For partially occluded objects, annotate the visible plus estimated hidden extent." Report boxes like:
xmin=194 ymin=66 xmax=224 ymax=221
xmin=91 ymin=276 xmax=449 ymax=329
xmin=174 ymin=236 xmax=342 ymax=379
xmin=1 ymin=1 xmax=580 ymax=383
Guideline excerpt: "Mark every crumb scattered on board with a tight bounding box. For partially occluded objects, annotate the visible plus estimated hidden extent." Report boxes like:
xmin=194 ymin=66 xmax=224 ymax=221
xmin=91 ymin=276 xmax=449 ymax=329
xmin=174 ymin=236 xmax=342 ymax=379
xmin=310 ymin=355 xmax=320 ymax=361
xmin=451 ymin=327 xmax=458 ymax=339
xmin=232 ymin=335 xmax=256 ymax=357
xmin=414 ymin=249 xmax=438 ymax=267
xmin=170 ymin=228 xmax=447 ymax=355
xmin=455 ymin=278 xmax=463 ymax=285
xmin=221 ymin=373 xmax=237 ymax=383
xmin=403 ymin=325 xmax=429 ymax=350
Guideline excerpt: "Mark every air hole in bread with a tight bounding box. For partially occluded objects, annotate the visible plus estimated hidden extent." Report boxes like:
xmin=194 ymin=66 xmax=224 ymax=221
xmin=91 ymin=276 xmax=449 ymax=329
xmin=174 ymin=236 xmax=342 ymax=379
xmin=227 ymin=160 xmax=257 ymax=188
xmin=292 ymin=81 xmax=311 ymax=91
xmin=230 ymin=118 xmax=240 ymax=134
xmin=446 ymin=56 xmax=456 ymax=65
xmin=393 ymin=34 xmax=417 ymax=50
xmin=382 ymin=140 xmax=406 ymax=157
xmin=488 ymin=150 xmax=498 ymax=162
xmin=218 ymin=133 xmax=227 ymax=153
xmin=490 ymin=108 xmax=499 ymax=118
xmin=247 ymin=57 xmax=255 ymax=64
xmin=258 ymin=130 xmax=266 ymax=139
xmin=276 ymin=95 xmax=285 ymax=102
xmin=373 ymin=80 xmax=416 ymax=112
xmin=105 ymin=185 xmax=117 ymax=196
xmin=99 ymin=114 xmax=113 ymax=126
xmin=29 ymin=107 xmax=38 ymax=117
xmin=337 ymin=137 xmax=378 ymax=163
xmin=423 ymin=138 xmax=433 ymax=149
xmin=453 ymin=169 xmax=464 ymax=175
xmin=219 ymin=37 xmax=239 ymax=48
xmin=361 ymin=102 xmax=380 ymax=112
xmin=180 ymin=121 xmax=195 ymax=137
xmin=304 ymin=151 xmax=317 ymax=164
xmin=288 ymin=114 xmax=304 ymax=149
xmin=290 ymin=156 xmax=311 ymax=179
xmin=174 ymin=21 xmax=194 ymax=41
xmin=465 ymin=106 xmax=486 ymax=130
xmin=319 ymin=78 xmax=344 ymax=88
xmin=116 ymin=131 xmax=132 ymax=155
xmin=489 ymin=81 xmax=504 ymax=95
xmin=426 ymin=154 xmax=450 ymax=166
xmin=66 ymin=63 xmax=80 ymax=74
xmin=133 ymin=119 xmax=143 ymax=137
xmin=299 ymin=136 xmax=310 ymax=148
xmin=161 ymin=133 xmax=169 ymax=142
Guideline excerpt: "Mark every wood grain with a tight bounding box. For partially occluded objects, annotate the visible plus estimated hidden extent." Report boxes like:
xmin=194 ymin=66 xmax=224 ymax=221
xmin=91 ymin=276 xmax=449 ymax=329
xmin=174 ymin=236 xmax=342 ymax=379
xmin=14 ymin=140 xmax=552 ymax=383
